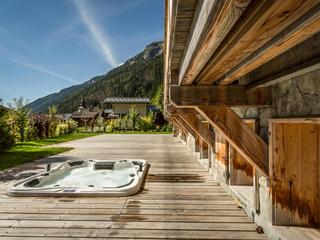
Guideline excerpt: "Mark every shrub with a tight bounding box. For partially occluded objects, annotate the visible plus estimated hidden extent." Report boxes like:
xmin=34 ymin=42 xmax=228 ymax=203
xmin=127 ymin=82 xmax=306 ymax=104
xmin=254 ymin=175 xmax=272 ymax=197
xmin=129 ymin=105 xmax=138 ymax=130
xmin=138 ymin=112 xmax=154 ymax=131
xmin=0 ymin=112 xmax=15 ymax=151
xmin=55 ymin=123 xmax=68 ymax=136
xmin=112 ymin=119 xmax=120 ymax=131
xmin=7 ymin=97 xmax=30 ymax=142
xmin=96 ymin=116 xmax=104 ymax=132
xmin=30 ymin=114 xmax=50 ymax=139
xmin=48 ymin=105 xmax=58 ymax=137
xmin=66 ymin=119 xmax=78 ymax=133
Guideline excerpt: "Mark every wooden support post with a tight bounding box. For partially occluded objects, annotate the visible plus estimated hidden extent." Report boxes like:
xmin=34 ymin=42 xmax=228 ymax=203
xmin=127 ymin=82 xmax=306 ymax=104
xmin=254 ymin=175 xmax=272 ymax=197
xmin=195 ymin=134 xmax=200 ymax=153
xmin=253 ymin=168 xmax=261 ymax=214
xmin=172 ymin=125 xmax=178 ymax=137
xmin=196 ymin=106 xmax=268 ymax=177
xmin=225 ymin=141 xmax=230 ymax=185
xmin=230 ymin=119 xmax=255 ymax=186
xmin=208 ymin=146 xmax=212 ymax=169
xmin=200 ymin=137 xmax=208 ymax=159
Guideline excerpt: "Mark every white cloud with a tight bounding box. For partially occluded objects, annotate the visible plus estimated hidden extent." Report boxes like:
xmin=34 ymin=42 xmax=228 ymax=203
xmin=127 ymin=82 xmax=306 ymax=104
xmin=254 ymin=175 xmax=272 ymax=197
xmin=0 ymin=32 xmax=79 ymax=85
xmin=7 ymin=57 xmax=80 ymax=85
xmin=72 ymin=0 xmax=118 ymax=67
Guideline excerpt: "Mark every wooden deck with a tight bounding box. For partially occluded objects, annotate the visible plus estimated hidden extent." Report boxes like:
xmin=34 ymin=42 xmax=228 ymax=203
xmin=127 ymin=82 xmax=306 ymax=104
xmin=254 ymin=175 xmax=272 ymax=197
xmin=0 ymin=134 xmax=266 ymax=239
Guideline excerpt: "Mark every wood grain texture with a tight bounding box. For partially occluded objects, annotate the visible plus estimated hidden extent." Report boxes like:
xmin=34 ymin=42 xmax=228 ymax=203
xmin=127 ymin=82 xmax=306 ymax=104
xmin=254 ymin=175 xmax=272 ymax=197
xmin=170 ymin=0 xmax=197 ymax=71
xmin=179 ymin=0 xmax=250 ymax=85
xmin=220 ymin=2 xmax=320 ymax=85
xmin=170 ymin=85 xmax=271 ymax=106
xmin=270 ymin=121 xmax=320 ymax=226
xmin=230 ymin=120 xmax=255 ymax=186
xmin=247 ymin=56 xmax=320 ymax=89
xmin=0 ymin=134 xmax=267 ymax=239
xmin=196 ymin=106 xmax=268 ymax=177
xmin=170 ymin=116 xmax=189 ymax=137
xmin=196 ymin=0 xmax=319 ymax=85
xmin=169 ymin=106 xmax=216 ymax=148
xmin=173 ymin=114 xmax=197 ymax=137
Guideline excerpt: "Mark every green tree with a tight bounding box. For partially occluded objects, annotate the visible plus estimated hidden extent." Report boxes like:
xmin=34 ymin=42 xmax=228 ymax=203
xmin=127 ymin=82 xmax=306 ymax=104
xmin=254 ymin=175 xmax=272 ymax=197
xmin=151 ymin=84 xmax=164 ymax=110
xmin=96 ymin=116 xmax=104 ymax=132
xmin=0 ymin=107 xmax=15 ymax=151
xmin=8 ymin=97 xmax=30 ymax=142
xmin=129 ymin=105 xmax=138 ymax=130
xmin=48 ymin=105 xmax=58 ymax=137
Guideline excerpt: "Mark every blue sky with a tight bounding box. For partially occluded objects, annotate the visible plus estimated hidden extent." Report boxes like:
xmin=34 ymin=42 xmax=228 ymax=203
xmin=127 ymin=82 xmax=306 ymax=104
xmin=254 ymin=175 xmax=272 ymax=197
xmin=0 ymin=0 xmax=164 ymax=104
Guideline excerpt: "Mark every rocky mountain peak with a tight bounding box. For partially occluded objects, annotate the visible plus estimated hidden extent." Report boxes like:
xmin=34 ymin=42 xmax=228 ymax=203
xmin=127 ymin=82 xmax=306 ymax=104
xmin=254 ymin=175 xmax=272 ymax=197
xmin=143 ymin=41 xmax=163 ymax=60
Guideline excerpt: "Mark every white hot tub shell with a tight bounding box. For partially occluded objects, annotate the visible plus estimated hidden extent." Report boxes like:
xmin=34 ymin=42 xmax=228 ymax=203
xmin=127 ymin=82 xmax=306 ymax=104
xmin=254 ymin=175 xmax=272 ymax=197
xmin=7 ymin=159 xmax=149 ymax=197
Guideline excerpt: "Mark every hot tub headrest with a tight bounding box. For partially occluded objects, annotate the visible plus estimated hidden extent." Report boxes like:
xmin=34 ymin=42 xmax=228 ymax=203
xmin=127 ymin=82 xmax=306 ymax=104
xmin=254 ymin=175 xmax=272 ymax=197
xmin=114 ymin=160 xmax=134 ymax=170
xmin=94 ymin=161 xmax=115 ymax=170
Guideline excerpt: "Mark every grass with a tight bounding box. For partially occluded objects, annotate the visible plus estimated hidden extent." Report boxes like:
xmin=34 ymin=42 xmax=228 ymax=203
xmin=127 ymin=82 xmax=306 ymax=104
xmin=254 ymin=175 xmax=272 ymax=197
xmin=35 ymin=132 xmax=103 ymax=146
xmin=106 ymin=131 xmax=171 ymax=134
xmin=0 ymin=132 xmax=102 ymax=171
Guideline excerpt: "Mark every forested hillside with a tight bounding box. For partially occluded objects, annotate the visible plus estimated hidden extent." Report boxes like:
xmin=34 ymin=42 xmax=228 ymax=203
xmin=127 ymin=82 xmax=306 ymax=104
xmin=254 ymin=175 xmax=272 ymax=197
xmin=27 ymin=41 xmax=163 ymax=113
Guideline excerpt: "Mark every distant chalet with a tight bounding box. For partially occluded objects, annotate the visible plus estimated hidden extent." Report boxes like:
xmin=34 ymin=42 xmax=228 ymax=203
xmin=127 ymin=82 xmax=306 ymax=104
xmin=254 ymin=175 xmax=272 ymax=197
xmin=102 ymin=97 xmax=150 ymax=116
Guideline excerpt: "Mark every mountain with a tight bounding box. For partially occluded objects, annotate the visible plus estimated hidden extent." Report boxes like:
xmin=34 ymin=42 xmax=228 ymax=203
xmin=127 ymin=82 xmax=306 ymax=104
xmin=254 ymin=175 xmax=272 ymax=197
xmin=27 ymin=41 xmax=164 ymax=113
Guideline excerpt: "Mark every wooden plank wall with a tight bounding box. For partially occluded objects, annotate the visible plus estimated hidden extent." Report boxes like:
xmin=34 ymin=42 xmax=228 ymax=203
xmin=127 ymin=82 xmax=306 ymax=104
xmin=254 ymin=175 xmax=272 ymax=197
xmin=270 ymin=121 xmax=320 ymax=226
xmin=230 ymin=120 xmax=255 ymax=186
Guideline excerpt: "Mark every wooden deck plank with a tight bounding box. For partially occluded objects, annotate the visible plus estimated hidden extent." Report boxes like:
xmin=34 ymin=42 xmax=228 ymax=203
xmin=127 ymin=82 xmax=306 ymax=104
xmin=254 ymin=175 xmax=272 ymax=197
xmin=0 ymin=134 xmax=265 ymax=239
xmin=0 ymin=228 xmax=267 ymax=239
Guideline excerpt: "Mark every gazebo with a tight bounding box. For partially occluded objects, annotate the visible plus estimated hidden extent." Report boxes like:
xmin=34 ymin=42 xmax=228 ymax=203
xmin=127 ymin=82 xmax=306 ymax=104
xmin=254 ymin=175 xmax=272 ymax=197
xmin=71 ymin=98 xmax=99 ymax=131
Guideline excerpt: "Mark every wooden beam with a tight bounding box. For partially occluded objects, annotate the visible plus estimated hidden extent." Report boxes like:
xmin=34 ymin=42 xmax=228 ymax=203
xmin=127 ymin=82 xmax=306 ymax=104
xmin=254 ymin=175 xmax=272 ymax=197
xmin=247 ymin=55 xmax=320 ymax=89
xmin=163 ymin=0 xmax=177 ymax=106
xmin=170 ymin=116 xmax=188 ymax=136
xmin=173 ymin=115 xmax=196 ymax=137
xmin=220 ymin=3 xmax=320 ymax=85
xmin=176 ymin=108 xmax=216 ymax=148
xmin=166 ymin=105 xmax=216 ymax=148
xmin=195 ymin=106 xmax=268 ymax=177
xmin=170 ymin=0 xmax=197 ymax=71
xmin=196 ymin=0 xmax=320 ymax=85
xmin=179 ymin=0 xmax=250 ymax=85
xmin=170 ymin=85 xmax=271 ymax=106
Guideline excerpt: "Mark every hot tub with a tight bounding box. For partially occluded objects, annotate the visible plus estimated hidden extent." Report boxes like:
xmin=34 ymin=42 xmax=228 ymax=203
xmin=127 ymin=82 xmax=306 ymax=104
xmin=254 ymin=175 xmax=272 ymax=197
xmin=7 ymin=159 xmax=149 ymax=197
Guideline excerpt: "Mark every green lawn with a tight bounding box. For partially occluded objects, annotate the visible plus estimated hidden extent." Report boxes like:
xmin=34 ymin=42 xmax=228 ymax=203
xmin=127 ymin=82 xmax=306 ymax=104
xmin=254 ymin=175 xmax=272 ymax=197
xmin=0 ymin=132 xmax=102 ymax=171
xmin=106 ymin=131 xmax=171 ymax=134
xmin=35 ymin=132 xmax=103 ymax=146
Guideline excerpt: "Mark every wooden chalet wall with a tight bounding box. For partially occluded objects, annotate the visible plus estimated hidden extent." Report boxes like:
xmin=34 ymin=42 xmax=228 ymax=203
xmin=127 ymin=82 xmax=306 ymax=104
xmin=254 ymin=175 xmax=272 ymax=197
xmin=164 ymin=0 xmax=320 ymax=230
xmin=270 ymin=119 xmax=320 ymax=227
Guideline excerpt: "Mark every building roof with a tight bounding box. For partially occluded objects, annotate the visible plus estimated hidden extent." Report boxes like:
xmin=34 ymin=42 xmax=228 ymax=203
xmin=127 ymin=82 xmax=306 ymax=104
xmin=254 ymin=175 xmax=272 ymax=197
xmin=103 ymin=97 xmax=150 ymax=104
xmin=71 ymin=109 xmax=98 ymax=119
xmin=55 ymin=114 xmax=72 ymax=121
